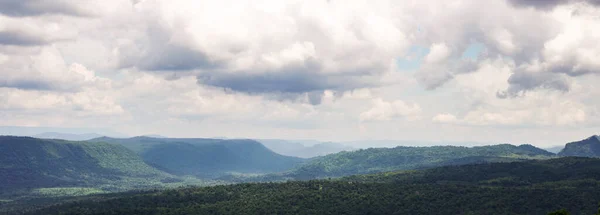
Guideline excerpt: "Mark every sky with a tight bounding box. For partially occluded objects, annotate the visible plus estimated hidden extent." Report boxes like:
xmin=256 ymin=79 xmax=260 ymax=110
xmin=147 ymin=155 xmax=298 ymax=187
xmin=0 ymin=0 xmax=599 ymax=147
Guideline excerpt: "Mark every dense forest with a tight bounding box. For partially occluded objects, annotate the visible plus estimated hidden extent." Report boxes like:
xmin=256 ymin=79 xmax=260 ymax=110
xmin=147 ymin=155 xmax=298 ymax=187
xmin=23 ymin=157 xmax=600 ymax=215
xmin=279 ymin=143 xmax=555 ymax=179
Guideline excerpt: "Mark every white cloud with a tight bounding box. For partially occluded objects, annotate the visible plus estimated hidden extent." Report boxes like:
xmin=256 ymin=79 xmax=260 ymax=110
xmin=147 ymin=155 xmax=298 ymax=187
xmin=0 ymin=46 xmax=111 ymax=91
xmin=432 ymin=114 xmax=458 ymax=123
xmin=0 ymin=88 xmax=124 ymax=116
xmin=360 ymin=98 xmax=421 ymax=122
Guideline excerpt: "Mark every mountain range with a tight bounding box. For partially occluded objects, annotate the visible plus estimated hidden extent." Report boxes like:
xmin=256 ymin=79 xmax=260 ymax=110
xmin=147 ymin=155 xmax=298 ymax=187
xmin=90 ymin=136 xmax=306 ymax=178
xmin=4 ymin=134 xmax=600 ymax=213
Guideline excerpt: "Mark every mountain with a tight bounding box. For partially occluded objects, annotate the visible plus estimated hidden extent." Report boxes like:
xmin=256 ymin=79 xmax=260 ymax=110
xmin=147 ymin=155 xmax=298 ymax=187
xmin=0 ymin=136 xmax=173 ymax=194
xmin=0 ymin=126 xmax=127 ymax=138
xmin=90 ymin=137 xmax=305 ymax=178
xmin=259 ymin=139 xmax=354 ymax=158
xmin=544 ymin=145 xmax=565 ymax=154
xmin=558 ymin=135 xmax=600 ymax=157
xmin=286 ymin=144 xmax=555 ymax=179
xmin=28 ymin=157 xmax=600 ymax=215
xmin=34 ymin=132 xmax=105 ymax=141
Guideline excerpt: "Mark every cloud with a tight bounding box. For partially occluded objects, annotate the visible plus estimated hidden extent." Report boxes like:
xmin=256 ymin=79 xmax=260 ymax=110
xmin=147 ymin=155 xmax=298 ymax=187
xmin=0 ymin=16 xmax=75 ymax=46
xmin=0 ymin=47 xmax=111 ymax=91
xmin=461 ymin=100 xmax=587 ymax=126
xmin=415 ymin=43 xmax=480 ymax=89
xmin=360 ymin=98 xmax=421 ymax=122
xmin=0 ymin=88 xmax=124 ymax=116
xmin=497 ymin=66 xmax=571 ymax=98
xmin=2 ymin=0 xmax=600 ymax=143
xmin=0 ymin=0 xmax=94 ymax=17
xmin=507 ymin=0 xmax=600 ymax=10
xmin=115 ymin=21 xmax=219 ymax=71
xmin=111 ymin=0 xmax=409 ymax=100
xmin=433 ymin=114 xmax=458 ymax=123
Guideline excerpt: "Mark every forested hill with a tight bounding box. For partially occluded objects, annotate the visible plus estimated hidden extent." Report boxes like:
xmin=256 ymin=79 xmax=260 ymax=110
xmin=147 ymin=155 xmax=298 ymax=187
xmin=344 ymin=157 xmax=600 ymax=185
xmin=559 ymin=135 xmax=600 ymax=157
xmin=29 ymin=157 xmax=600 ymax=215
xmin=0 ymin=136 xmax=171 ymax=193
xmin=286 ymin=144 xmax=555 ymax=179
xmin=90 ymin=137 xmax=305 ymax=178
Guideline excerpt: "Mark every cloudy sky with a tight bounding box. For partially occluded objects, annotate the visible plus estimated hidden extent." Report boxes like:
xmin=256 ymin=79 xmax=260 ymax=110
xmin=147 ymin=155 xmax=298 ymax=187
xmin=1 ymin=0 xmax=599 ymax=146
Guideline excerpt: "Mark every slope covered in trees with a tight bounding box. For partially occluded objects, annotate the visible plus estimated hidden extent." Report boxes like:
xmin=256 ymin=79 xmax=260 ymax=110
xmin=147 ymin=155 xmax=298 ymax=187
xmin=559 ymin=135 xmax=600 ymax=157
xmin=284 ymin=144 xmax=555 ymax=179
xmin=91 ymin=137 xmax=306 ymax=178
xmin=0 ymin=136 xmax=176 ymax=194
xmin=27 ymin=157 xmax=600 ymax=215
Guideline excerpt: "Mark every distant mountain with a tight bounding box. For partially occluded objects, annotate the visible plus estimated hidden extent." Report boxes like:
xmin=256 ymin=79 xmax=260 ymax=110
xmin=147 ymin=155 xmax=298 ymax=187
xmin=286 ymin=144 xmax=555 ymax=179
xmin=559 ymin=135 xmax=600 ymax=157
xmin=140 ymin=134 xmax=169 ymax=138
xmin=91 ymin=137 xmax=305 ymax=178
xmin=0 ymin=126 xmax=127 ymax=138
xmin=259 ymin=139 xmax=354 ymax=158
xmin=544 ymin=145 xmax=565 ymax=154
xmin=0 ymin=136 xmax=171 ymax=193
xmin=34 ymin=132 xmax=105 ymax=141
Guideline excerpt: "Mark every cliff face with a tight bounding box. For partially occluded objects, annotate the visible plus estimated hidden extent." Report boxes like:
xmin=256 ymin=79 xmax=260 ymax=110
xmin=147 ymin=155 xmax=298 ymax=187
xmin=559 ymin=135 xmax=600 ymax=157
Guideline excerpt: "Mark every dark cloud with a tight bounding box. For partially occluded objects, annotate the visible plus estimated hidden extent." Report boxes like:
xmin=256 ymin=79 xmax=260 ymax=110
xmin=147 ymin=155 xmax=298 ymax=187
xmin=497 ymin=71 xmax=570 ymax=98
xmin=117 ymin=24 xmax=219 ymax=72
xmin=0 ymin=30 xmax=52 ymax=46
xmin=197 ymin=68 xmax=376 ymax=94
xmin=415 ymin=59 xmax=479 ymax=90
xmin=508 ymin=0 xmax=600 ymax=9
xmin=0 ymin=79 xmax=69 ymax=91
xmin=196 ymin=62 xmax=380 ymax=105
xmin=0 ymin=0 xmax=91 ymax=17
xmin=135 ymin=44 xmax=218 ymax=71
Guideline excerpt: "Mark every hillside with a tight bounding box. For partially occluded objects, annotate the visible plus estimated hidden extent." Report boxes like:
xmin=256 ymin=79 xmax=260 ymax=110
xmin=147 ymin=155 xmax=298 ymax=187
xmin=28 ymin=157 xmax=600 ymax=215
xmin=0 ymin=136 xmax=174 ymax=195
xmin=558 ymin=135 xmax=600 ymax=157
xmin=286 ymin=144 xmax=555 ymax=179
xmin=91 ymin=137 xmax=305 ymax=178
xmin=259 ymin=139 xmax=354 ymax=158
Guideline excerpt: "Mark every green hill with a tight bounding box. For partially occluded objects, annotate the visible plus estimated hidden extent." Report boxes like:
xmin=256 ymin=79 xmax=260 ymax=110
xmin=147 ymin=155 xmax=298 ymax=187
xmin=27 ymin=157 xmax=600 ymax=215
xmin=91 ymin=137 xmax=305 ymax=178
xmin=285 ymin=144 xmax=555 ymax=179
xmin=0 ymin=136 xmax=176 ymax=195
xmin=558 ymin=135 xmax=600 ymax=157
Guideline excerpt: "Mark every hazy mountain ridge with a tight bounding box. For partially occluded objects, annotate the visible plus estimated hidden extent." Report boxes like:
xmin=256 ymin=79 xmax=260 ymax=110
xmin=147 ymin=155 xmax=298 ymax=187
xmin=34 ymin=132 xmax=105 ymax=141
xmin=259 ymin=139 xmax=355 ymax=158
xmin=91 ymin=137 xmax=306 ymax=178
